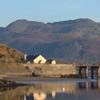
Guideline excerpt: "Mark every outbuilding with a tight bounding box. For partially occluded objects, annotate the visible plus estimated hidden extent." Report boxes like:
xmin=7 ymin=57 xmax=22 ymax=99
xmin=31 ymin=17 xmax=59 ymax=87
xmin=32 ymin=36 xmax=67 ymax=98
xmin=47 ymin=59 xmax=56 ymax=64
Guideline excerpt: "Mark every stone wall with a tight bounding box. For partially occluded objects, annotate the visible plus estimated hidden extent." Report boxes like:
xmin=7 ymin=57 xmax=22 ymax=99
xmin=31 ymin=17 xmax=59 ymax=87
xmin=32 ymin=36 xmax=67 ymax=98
xmin=24 ymin=64 xmax=77 ymax=77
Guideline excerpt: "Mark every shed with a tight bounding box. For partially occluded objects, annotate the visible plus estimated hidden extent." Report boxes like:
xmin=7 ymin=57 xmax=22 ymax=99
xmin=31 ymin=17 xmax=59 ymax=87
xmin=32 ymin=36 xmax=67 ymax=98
xmin=47 ymin=59 xmax=56 ymax=64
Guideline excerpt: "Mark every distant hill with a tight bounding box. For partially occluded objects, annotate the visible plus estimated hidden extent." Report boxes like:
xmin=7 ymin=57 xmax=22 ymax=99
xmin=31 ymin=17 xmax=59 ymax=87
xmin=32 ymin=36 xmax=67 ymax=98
xmin=0 ymin=18 xmax=100 ymax=64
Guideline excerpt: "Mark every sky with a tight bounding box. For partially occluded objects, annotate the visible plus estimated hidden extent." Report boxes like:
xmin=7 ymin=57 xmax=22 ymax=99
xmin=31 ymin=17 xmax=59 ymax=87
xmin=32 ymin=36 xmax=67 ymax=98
xmin=0 ymin=0 xmax=100 ymax=26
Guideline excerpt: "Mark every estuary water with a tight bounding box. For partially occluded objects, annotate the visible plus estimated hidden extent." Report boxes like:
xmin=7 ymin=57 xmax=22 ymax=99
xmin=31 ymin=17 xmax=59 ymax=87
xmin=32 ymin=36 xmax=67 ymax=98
xmin=0 ymin=78 xmax=100 ymax=100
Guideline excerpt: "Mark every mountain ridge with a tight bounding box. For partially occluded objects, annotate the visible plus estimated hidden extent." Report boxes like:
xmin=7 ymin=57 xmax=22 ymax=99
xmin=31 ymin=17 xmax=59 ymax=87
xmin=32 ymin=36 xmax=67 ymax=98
xmin=0 ymin=18 xmax=100 ymax=64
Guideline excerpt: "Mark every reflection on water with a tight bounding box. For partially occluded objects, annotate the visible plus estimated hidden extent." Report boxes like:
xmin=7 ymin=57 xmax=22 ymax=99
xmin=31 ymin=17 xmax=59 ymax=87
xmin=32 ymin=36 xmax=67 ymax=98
xmin=0 ymin=79 xmax=100 ymax=100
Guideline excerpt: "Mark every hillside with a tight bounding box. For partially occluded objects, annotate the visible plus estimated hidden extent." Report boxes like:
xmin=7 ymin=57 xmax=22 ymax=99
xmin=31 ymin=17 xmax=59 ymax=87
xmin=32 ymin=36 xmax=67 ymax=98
xmin=0 ymin=44 xmax=29 ymax=75
xmin=0 ymin=18 xmax=100 ymax=64
xmin=0 ymin=44 xmax=23 ymax=63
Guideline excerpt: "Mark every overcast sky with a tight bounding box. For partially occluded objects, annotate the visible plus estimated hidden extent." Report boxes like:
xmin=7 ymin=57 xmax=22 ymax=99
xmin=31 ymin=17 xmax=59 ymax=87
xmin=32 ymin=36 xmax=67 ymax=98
xmin=0 ymin=0 xmax=100 ymax=26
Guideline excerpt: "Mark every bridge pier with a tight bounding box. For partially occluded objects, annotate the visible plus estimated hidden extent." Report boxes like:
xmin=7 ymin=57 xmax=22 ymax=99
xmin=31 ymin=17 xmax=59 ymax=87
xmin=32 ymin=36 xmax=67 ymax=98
xmin=77 ymin=66 xmax=87 ymax=79
xmin=88 ymin=66 xmax=99 ymax=80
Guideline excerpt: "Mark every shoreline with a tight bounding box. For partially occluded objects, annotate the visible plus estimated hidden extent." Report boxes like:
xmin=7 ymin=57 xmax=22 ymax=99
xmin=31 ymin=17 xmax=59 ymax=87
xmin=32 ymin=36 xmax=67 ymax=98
xmin=0 ymin=79 xmax=23 ymax=88
xmin=3 ymin=76 xmax=97 ymax=85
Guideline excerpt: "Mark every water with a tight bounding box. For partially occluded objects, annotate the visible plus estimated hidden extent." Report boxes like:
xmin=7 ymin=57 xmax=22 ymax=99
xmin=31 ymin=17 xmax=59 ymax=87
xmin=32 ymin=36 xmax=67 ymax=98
xmin=0 ymin=79 xmax=100 ymax=100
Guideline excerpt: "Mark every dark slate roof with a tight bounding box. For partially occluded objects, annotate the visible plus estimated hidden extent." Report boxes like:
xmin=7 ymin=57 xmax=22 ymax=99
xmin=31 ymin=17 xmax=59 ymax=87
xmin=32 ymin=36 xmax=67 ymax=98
xmin=27 ymin=54 xmax=41 ymax=62
xmin=47 ymin=59 xmax=55 ymax=63
xmin=27 ymin=55 xmax=34 ymax=62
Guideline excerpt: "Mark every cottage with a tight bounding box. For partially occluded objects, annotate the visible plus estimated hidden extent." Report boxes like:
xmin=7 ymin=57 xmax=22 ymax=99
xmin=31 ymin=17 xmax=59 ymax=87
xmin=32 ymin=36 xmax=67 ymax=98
xmin=47 ymin=59 xmax=56 ymax=64
xmin=24 ymin=54 xmax=47 ymax=64
xmin=33 ymin=54 xmax=47 ymax=64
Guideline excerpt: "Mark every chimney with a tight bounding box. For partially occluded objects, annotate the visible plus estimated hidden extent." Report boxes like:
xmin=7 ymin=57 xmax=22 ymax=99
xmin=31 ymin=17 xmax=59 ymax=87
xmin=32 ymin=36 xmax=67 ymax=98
xmin=24 ymin=54 xmax=27 ymax=61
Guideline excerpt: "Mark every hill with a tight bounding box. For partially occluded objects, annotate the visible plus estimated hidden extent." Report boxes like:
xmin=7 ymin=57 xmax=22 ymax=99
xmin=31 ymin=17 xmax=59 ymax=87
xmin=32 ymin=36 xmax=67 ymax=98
xmin=0 ymin=44 xmax=22 ymax=63
xmin=0 ymin=44 xmax=29 ymax=75
xmin=0 ymin=18 xmax=100 ymax=64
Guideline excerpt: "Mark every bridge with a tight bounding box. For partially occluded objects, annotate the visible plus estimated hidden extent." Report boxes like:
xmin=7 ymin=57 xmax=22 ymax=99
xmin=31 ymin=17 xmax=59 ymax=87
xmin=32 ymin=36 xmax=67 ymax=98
xmin=76 ymin=65 xmax=100 ymax=79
